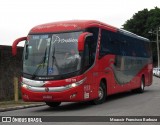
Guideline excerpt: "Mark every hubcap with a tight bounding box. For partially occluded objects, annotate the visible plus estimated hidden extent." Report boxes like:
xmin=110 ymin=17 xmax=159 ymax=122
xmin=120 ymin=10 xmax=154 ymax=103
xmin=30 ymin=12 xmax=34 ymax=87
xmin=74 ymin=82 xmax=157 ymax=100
xmin=98 ymin=87 xmax=104 ymax=100
xmin=141 ymin=81 xmax=144 ymax=90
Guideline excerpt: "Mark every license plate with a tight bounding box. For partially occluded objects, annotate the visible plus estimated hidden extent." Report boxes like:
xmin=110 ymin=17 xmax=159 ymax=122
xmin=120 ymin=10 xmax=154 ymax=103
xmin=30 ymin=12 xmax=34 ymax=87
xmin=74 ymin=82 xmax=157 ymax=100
xmin=43 ymin=95 xmax=52 ymax=99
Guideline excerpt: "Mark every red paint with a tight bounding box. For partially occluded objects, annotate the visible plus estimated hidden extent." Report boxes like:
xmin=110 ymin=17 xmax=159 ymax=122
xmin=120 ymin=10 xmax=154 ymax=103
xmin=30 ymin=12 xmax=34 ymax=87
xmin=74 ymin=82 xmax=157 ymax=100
xmin=78 ymin=32 xmax=92 ymax=51
xmin=29 ymin=20 xmax=117 ymax=33
xmin=97 ymin=55 xmax=153 ymax=95
xmin=12 ymin=20 xmax=152 ymax=103
xmin=12 ymin=37 xmax=27 ymax=56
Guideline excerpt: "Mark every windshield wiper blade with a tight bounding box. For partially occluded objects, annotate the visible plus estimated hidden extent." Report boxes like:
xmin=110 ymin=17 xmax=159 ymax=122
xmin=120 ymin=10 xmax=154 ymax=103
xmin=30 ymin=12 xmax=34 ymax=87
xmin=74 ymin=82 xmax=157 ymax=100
xmin=51 ymin=45 xmax=60 ymax=73
xmin=52 ymin=45 xmax=56 ymax=67
xmin=32 ymin=48 xmax=47 ymax=79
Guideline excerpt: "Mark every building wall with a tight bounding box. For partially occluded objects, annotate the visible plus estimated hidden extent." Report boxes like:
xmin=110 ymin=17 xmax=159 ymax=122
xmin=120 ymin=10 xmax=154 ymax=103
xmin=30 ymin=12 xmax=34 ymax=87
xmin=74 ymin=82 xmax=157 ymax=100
xmin=0 ymin=45 xmax=23 ymax=101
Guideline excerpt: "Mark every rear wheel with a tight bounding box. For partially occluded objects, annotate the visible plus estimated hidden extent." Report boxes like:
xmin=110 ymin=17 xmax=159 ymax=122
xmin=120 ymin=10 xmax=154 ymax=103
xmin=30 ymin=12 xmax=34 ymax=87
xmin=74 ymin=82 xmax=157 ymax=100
xmin=137 ymin=78 xmax=145 ymax=93
xmin=133 ymin=78 xmax=145 ymax=93
xmin=45 ymin=102 xmax=61 ymax=107
xmin=92 ymin=81 xmax=106 ymax=105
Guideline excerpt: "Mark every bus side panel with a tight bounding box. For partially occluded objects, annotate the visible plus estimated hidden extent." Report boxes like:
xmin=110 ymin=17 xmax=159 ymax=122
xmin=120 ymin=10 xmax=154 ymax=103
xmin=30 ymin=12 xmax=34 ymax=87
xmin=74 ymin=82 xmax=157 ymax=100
xmin=97 ymin=55 xmax=129 ymax=95
xmin=145 ymin=63 xmax=153 ymax=86
xmin=97 ymin=55 xmax=152 ymax=96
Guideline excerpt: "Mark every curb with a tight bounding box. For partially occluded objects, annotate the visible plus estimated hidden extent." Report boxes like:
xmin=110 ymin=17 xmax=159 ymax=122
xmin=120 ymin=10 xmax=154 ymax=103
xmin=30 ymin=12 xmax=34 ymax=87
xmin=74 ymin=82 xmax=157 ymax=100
xmin=0 ymin=103 xmax=46 ymax=112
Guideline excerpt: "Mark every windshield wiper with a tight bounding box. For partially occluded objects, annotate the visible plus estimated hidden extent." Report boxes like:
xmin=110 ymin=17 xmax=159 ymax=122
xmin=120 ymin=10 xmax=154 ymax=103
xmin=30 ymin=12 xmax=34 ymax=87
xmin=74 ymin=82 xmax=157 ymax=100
xmin=32 ymin=48 xmax=47 ymax=79
xmin=52 ymin=45 xmax=56 ymax=67
xmin=51 ymin=45 xmax=60 ymax=74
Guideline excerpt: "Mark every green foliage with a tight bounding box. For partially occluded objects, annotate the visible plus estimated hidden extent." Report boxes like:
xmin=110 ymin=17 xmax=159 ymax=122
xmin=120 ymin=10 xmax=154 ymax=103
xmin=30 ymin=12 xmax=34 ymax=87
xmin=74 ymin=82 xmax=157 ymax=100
xmin=123 ymin=7 xmax=160 ymax=64
xmin=123 ymin=9 xmax=149 ymax=37
xmin=123 ymin=7 xmax=160 ymax=39
xmin=147 ymin=7 xmax=160 ymax=30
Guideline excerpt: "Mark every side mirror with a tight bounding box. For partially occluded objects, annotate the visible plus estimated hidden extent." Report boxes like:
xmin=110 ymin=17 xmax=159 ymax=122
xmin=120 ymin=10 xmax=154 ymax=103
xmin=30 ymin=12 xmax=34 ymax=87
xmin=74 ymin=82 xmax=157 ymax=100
xmin=78 ymin=32 xmax=93 ymax=51
xmin=12 ymin=37 xmax=27 ymax=56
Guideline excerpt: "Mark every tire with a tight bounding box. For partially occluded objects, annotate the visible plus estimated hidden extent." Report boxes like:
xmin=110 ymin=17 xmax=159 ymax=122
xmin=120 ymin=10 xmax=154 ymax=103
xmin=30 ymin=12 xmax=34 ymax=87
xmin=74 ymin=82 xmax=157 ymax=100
xmin=45 ymin=102 xmax=61 ymax=107
xmin=134 ymin=78 xmax=145 ymax=93
xmin=92 ymin=81 xmax=106 ymax=105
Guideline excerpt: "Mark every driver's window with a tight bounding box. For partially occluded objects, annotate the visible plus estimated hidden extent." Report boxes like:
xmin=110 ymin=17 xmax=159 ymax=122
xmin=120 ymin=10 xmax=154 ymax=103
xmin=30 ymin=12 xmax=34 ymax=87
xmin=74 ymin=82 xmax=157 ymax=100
xmin=86 ymin=27 xmax=99 ymax=65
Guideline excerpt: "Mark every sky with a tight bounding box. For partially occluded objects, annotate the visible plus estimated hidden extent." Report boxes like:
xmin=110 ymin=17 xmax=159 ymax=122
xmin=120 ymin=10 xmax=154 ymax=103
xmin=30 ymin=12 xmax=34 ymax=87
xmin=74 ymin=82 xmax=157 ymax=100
xmin=0 ymin=0 xmax=160 ymax=46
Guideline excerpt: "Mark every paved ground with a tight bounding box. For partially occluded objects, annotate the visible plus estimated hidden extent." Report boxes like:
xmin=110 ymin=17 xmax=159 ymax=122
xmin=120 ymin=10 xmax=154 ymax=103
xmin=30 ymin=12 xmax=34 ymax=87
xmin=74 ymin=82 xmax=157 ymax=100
xmin=0 ymin=76 xmax=160 ymax=125
xmin=0 ymin=100 xmax=45 ymax=111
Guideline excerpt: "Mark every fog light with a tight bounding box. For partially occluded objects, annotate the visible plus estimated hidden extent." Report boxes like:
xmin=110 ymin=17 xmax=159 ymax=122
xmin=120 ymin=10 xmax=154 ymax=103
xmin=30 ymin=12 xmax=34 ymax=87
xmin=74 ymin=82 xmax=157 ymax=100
xmin=70 ymin=93 xmax=77 ymax=99
xmin=23 ymin=94 xmax=29 ymax=99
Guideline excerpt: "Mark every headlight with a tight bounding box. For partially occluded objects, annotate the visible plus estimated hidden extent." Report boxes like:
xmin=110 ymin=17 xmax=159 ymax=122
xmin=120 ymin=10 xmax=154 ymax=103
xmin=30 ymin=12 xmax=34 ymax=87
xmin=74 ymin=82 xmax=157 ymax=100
xmin=21 ymin=77 xmax=87 ymax=92
xmin=21 ymin=83 xmax=31 ymax=89
xmin=66 ymin=78 xmax=86 ymax=89
xmin=22 ymin=77 xmax=45 ymax=87
xmin=21 ymin=83 xmax=28 ymax=88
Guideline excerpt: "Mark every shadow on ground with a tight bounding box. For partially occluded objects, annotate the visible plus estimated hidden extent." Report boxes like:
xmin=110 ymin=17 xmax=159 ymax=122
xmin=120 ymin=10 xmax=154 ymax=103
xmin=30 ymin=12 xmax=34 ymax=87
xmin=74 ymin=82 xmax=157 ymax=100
xmin=34 ymin=88 xmax=154 ymax=112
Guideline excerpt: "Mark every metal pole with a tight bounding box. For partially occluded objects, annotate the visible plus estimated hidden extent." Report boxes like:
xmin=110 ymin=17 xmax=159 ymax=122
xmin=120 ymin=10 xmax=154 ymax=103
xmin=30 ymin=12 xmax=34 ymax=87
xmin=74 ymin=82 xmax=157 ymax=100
xmin=157 ymin=27 xmax=160 ymax=68
xmin=14 ymin=77 xmax=19 ymax=102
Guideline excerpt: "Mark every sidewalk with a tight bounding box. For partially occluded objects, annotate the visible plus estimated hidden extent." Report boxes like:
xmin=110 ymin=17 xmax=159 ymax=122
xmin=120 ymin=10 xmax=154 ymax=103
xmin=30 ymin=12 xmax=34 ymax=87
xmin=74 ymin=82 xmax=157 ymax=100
xmin=0 ymin=100 xmax=45 ymax=112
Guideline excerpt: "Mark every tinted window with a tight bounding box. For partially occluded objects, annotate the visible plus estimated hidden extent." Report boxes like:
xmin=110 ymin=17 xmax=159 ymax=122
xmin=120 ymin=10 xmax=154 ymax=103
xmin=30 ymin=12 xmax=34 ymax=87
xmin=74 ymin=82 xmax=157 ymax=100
xmin=100 ymin=29 xmax=151 ymax=58
xmin=100 ymin=30 xmax=122 ymax=55
xmin=85 ymin=27 xmax=99 ymax=65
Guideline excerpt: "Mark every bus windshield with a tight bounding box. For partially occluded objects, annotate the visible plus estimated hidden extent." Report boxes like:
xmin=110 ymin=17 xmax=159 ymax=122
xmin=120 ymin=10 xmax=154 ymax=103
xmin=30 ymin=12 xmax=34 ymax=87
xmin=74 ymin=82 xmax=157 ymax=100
xmin=23 ymin=31 xmax=82 ymax=78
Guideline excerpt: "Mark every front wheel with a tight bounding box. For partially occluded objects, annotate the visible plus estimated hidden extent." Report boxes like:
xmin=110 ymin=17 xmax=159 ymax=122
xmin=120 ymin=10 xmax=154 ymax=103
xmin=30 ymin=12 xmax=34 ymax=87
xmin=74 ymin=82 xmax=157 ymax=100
xmin=91 ymin=82 xmax=106 ymax=105
xmin=45 ymin=102 xmax=61 ymax=107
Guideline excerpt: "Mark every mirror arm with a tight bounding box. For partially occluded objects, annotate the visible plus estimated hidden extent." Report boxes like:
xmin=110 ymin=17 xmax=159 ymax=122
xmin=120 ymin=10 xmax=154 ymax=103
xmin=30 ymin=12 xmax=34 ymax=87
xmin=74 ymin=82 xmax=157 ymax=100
xmin=78 ymin=32 xmax=93 ymax=51
xmin=12 ymin=37 xmax=27 ymax=56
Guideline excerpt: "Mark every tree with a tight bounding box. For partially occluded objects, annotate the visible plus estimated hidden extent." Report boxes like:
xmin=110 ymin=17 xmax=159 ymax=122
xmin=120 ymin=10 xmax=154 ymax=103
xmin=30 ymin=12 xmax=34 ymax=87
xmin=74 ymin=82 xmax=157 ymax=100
xmin=123 ymin=7 xmax=160 ymax=65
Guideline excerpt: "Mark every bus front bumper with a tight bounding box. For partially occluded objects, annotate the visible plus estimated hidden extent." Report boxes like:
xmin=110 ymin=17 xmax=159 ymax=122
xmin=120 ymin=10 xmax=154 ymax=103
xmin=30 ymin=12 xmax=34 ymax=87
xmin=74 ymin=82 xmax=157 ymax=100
xmin=20 ymin=78 xmax=96 ymax=102
xmin=21 ymin=85 xmax=85 ymax=102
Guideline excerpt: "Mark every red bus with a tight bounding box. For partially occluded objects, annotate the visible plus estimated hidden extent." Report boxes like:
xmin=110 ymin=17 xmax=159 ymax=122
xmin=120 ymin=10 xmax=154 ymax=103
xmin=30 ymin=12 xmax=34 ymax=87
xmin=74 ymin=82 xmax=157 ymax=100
xmin=12 ymin=20 xmax=153 ymax=107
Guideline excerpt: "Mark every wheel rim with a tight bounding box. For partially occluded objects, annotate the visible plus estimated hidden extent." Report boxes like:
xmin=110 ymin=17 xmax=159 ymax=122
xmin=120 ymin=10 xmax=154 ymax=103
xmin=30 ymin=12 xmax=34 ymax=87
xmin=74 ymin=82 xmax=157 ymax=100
xmin=141 ymin=80 xmax=144 ymax=90
xmin=98 ymin=86 xmax=104 ymax=100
